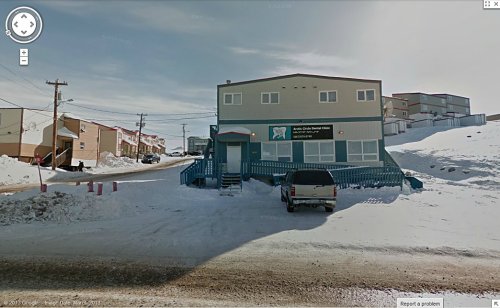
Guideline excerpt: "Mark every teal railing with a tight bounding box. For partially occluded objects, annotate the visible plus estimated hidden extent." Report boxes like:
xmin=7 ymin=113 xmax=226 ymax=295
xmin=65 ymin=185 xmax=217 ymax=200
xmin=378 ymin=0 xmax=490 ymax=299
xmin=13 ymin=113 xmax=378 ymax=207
xmin=384 ymin=149 xmax=402 ymax=169
xmin=180 ymin=158 xmax=215 ymax=185
xmin=182 ymin=159 xmax=405 ymax=189
xmin=242 ymin=160 xmax=404 ymax=189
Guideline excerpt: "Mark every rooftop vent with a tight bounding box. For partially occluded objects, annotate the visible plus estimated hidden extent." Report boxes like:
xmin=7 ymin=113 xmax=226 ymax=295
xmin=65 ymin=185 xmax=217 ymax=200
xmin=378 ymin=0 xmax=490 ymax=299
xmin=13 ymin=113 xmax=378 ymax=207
xmin=226 ymin=80 xmax=231 ymax=84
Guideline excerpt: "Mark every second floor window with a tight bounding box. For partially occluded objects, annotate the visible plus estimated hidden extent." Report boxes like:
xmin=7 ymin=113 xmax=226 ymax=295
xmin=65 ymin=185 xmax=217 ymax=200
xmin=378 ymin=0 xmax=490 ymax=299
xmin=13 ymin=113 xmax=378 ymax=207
xmin=319 ymin=91 xmax=337 ymax=103
xmin=224 ymin=93 xmax=242 ymax=105
xmin=357 ymin=89 xmax=375 ymax=102
xmin=261 ymin=92 xmax=280 ymax=104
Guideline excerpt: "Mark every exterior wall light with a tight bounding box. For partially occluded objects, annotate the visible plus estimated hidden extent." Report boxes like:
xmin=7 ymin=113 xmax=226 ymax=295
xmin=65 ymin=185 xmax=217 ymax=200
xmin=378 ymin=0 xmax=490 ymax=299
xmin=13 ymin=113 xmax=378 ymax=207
xmin=338 ymin=130 xmax=344 ymax=135
xmin=251 ymin=132 xmax=256 ymax=137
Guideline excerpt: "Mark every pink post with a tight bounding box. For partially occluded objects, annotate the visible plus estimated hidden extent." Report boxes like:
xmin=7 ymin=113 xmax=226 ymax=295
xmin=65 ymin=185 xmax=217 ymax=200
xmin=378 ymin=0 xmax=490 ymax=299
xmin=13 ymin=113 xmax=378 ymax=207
xmin=88 ymin=181 xmax=94 ymax=193
xmin=112 ymin=181 xmax=118 ymax=192
xmin=40 ymin=184 xmax=47 ymax=193
xmin=97 ymin=183 xmax=103 ymax=196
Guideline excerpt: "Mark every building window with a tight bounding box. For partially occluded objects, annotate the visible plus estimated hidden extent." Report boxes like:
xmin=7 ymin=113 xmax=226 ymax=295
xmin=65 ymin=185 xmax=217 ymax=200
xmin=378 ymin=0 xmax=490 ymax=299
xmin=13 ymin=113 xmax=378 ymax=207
xmin=347 ymin=140 xmax=379 ymax=162
xmin=448 ymin=104 xmax=454 ymax=111
xmin=402 ymin=111 xmax=408 ymax=117
xmin=304 ymin=141 xmax=335 ymax=163
xmin=261 ymin=92 xmax=280 ymax=104
xmin=223 ymin=93 xmax=242 ymax=105
xmin=422 ymin=94 xmax=428 ymax=101
xmin=466 ymin=107 xmax=470 ymax=114
xmin=319 ymin=91 xmax=337 ymax=103
xmin=357 ymin=89 xmax=376 ymax=102
xmin=80 ymin=142 xmax=85 ymax=150
xmin=421 ymin=104 xmax=428 ymax=112
xmin=402 ymin=102 xmax=407 ymax=107
xmin=261 ymin=142 xmax=291 ymax=161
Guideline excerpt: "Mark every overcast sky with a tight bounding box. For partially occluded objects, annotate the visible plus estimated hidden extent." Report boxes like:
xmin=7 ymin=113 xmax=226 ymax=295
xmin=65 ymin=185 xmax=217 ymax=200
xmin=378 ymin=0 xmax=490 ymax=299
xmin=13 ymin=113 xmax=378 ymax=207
xmin=0 ymin=0 xmax=498 ymax=150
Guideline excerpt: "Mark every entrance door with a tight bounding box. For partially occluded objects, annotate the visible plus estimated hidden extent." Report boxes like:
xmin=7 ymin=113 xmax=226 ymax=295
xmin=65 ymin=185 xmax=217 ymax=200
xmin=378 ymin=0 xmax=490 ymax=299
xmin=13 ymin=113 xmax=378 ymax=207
xmin=226 ymin=144 xmax=241 ymax=173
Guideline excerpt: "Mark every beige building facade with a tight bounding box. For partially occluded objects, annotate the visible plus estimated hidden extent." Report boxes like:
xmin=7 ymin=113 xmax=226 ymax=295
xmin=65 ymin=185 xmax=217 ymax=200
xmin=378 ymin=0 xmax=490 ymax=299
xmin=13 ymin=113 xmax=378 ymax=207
xmin=216 ymin=74 xmax=385 ymax=170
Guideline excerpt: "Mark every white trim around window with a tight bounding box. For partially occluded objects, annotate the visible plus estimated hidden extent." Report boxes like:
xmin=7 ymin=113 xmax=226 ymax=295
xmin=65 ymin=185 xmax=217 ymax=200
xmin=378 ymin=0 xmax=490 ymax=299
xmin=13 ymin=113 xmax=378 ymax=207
xmin=303 ymin=141 xmax=335 ymax=163
xmin=261 ymin=141 xmax=292 ymax=161
xmin=347 ymin=139 xmax=379 ymax=162
xmin=357 ymin=89 xmax=376 ymax=102
xmin=223 ymin=93 xmax=242 ymax=105
xmin=319 ymin=90 xmax=338 ymax=103
xmin=261 ymin=92 xmax=280 ymax=104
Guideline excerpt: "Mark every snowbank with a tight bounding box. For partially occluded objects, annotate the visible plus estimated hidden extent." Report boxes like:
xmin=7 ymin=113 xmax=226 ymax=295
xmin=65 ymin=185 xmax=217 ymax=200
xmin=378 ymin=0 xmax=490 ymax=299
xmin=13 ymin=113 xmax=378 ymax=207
xmin=0 ymin=155 xmax=40 ymax=186
xmin=94 ymin=151 xmax=142 ymax=170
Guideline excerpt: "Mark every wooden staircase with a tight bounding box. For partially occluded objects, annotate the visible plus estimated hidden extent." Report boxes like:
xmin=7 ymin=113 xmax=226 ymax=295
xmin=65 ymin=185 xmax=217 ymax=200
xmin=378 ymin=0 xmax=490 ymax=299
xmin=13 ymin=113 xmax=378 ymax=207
xmin=219 ymin=173 xmax=241 ymax=196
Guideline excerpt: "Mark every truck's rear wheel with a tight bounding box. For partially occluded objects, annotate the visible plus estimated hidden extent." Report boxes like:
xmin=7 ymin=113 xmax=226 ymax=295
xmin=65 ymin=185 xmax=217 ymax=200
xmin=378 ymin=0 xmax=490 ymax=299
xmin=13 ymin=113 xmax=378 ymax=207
xmin=286 ymin=197 xmax=294 ymax=212
xmin=325 ymin=206 xmax=333 ymax=212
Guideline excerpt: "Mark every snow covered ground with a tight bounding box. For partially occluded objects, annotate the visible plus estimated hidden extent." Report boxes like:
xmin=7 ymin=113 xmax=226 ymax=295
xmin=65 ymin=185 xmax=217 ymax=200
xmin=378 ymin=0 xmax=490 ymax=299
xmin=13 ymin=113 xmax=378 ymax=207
xmin=0 ymin=153 xmax=191 ymax=186
xmin=0 ymin=122 xmax=499 ymax=306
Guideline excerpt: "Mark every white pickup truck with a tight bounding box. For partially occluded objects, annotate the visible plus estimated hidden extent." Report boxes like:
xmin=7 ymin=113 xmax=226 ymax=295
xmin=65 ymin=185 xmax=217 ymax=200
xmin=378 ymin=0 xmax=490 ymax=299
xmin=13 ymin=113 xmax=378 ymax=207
xmin=280 ymin=169 xmax=337 ymax=213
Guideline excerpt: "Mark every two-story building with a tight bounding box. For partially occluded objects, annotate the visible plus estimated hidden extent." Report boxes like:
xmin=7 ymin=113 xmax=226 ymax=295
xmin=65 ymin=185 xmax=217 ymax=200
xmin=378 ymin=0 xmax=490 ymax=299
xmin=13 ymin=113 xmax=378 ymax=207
xmin=432 ymin=93 xmax=471 ymax=116
xmin=392 ymin=92 xmax=448 ymax=117
xmin=0 ymin=108 xmax=100 ymax=167
xmin=187 ymin=136 xmax=210 ymax=154
xmin=382 ymin=96 xmax=409 ymax=119
xmin=214 ymin=73 xmax=385 ymax=174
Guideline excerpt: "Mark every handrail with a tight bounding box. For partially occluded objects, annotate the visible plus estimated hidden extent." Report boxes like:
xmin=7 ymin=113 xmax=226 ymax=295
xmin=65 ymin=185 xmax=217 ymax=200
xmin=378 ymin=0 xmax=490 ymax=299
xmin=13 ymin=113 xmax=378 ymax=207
xmin=242 ymin=160 xmax=404 ymax=189
xmin=55 ymin=148 xmax=71 ymax=167
xmin=180 ymin=158 xmax=215 ymax=185
xmin=182 ymin=158 xmax=406 ymax=189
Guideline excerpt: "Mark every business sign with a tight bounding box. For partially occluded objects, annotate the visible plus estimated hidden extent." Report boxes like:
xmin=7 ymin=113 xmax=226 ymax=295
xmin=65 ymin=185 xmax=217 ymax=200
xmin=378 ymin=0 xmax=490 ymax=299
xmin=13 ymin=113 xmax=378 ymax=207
xmin=292 ymin=125 xmax=333 ymax=140
xmin=269 ymin=125 xmax=333 ymax=141
xmin=269 ymin=126 xmax=292 ymax=140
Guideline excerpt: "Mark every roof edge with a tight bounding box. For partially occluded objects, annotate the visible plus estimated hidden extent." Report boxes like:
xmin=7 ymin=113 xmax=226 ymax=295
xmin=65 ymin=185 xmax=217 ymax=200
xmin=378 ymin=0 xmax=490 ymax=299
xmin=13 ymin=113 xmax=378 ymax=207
xmin=218 ymin=73 xmax=382 ymax=88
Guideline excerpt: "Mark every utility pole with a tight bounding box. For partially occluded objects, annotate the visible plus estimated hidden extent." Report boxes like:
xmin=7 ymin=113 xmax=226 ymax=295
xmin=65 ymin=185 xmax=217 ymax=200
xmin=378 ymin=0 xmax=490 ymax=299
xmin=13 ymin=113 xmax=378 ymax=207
xmin=46 ymin=79 xmax=68 ymax=170
xmin=181 ymin=123 xmax=187 ymax=155
xmin=136 ymin=113 xmax=147 ymax=162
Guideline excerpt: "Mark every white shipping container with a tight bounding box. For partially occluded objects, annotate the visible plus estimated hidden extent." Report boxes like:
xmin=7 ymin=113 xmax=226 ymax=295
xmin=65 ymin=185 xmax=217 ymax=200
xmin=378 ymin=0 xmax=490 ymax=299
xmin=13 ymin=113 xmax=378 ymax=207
xmin=410 ymin=113 xmax=433 ymax=121
xmin=384 ymin=122 xmax=399 ymax=136
xmin=397 ymin=121 xmax=407 ymax=133
xmin=459 ymin=114 xmax=486 ymax=126
xmin=412 ymin=119 xmax=434 ymax=128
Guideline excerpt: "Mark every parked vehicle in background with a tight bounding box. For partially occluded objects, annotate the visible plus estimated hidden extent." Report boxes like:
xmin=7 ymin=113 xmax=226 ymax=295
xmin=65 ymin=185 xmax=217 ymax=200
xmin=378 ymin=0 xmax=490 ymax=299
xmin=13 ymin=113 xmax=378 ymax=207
xmin=141 ymin=153 xmax=160 ymax=164
xmin=170 ymin=151 xmax=183 ymax=157
xmin=280 ymin=169 xmax=337 ymax=213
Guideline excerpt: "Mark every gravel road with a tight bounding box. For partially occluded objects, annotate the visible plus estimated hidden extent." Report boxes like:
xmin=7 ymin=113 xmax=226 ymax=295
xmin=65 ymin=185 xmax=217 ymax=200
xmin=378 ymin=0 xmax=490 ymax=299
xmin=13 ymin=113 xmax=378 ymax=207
xmin=1 ymin=246 xmax=498 ymax=307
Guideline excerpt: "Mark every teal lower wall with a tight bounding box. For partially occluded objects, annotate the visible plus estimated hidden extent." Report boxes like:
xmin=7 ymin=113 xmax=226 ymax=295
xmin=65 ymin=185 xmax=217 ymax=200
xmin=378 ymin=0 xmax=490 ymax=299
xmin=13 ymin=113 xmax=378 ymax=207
xmin=249 ymin=142 xmax=261 ymax=161
xmin=292 ymin=141 xmax=304 ymax=163
xmin=378 ymin=139 xmax=385 ymax=162
xmin=335 ymin=140 xmax=347 ymax=162
xmin=215 ymin=139 xmax=384 ymax=165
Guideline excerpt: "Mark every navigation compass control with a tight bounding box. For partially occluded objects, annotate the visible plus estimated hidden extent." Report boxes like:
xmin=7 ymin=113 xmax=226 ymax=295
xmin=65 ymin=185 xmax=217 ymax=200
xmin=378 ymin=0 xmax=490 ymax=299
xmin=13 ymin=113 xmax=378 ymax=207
xmin=5 ymin=6 xmax=43 ymax=44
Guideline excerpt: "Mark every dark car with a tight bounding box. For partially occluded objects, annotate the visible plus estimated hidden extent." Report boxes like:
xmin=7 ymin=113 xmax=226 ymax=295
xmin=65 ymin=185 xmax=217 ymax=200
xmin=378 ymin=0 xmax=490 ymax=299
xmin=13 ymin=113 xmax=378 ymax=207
xmin=281 ymin=169 xmax=337 ymax=213
xmin=141 ymin=153 xmax=160 ymax=164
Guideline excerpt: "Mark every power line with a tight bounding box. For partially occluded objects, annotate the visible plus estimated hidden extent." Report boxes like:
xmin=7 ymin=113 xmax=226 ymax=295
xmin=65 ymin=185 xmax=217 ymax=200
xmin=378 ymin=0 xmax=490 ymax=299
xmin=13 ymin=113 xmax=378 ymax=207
xmin=147 ymin=114 xmax=216 ymax=122
xmin=0 ymin=97 xmax=53 ymax=118
xmin=64 ymin=101 xmax=138 ymax=115
xmin=0 ymin=63 xmax=48 ymax=95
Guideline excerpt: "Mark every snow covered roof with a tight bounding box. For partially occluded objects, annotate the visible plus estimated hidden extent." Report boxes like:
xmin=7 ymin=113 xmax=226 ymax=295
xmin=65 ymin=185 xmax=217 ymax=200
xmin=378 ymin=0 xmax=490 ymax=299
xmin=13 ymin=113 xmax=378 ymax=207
xmin=62 ymin=112 xmax=95 ymax=124
xmin=58 ymin=127 xmax=78 ymax=139
xmin=140 ymin=139 xmax=153 ymax=147
xmin=122 ymin=139 xmax=138 ymax=147
xmin=217 ymin=126 xmax=252 ymax=135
